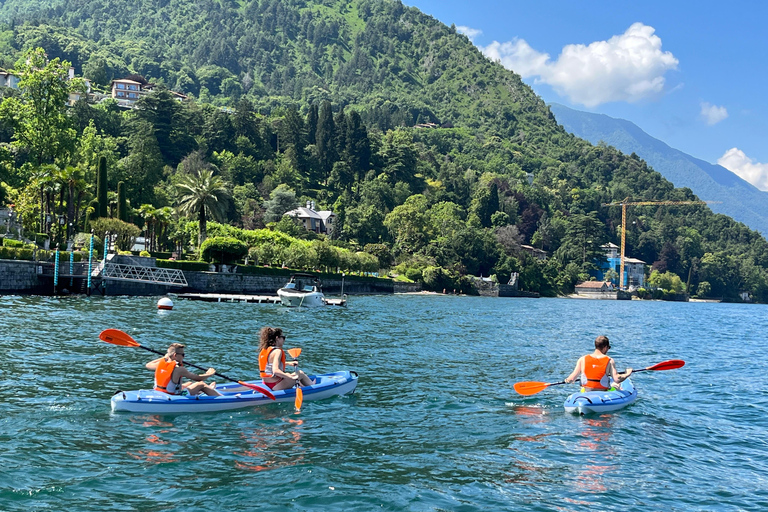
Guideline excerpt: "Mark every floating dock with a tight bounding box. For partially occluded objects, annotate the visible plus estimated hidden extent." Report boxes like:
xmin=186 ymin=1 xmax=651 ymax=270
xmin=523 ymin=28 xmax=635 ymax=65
xmin=175 ymin=293 xmax=346 ymax=306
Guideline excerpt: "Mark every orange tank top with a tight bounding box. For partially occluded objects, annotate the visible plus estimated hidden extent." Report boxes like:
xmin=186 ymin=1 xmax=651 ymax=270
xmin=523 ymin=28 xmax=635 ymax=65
xmin=259 ymin=347 xmax=285 ymax=380
xmin=582 ymin=355 xmax=611 ymax=390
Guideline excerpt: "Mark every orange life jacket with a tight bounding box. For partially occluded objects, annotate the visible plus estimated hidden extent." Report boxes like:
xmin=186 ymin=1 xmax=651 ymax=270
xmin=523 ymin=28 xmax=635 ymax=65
xmin=259 ymin=347 xmax=285 ymax=380
xmin=582 ymin=355 xmax=611 ymax=390
xmin=154 ymin=358 xmax=179 ymax=394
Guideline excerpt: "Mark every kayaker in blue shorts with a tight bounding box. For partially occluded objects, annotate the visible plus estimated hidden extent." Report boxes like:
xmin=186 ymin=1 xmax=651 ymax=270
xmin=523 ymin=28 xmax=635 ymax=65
xmin=146 ymin=342 xmax=221 ymax=396
xmin=258 ymin=327 xmax=314 ymax=391
xmin=564 ymin=335 xmax=632 ymax=390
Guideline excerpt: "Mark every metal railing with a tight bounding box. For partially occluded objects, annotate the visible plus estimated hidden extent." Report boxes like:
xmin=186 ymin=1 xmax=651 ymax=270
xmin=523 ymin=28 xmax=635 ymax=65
xmin=96 ymin=263 xmax=188 ymax=286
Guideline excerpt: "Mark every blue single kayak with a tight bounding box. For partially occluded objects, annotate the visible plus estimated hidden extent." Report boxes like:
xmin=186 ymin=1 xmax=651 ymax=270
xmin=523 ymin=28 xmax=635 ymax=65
xmin=111 ymin=371 xmax=358 ymax=413
xmin=563 ymin=378 xmax=637 ymax=415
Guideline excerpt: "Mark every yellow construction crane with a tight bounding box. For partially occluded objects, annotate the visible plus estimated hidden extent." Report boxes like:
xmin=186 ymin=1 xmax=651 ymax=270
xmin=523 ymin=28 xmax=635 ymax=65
xmin=602 ymin=198 xmax=718 ymax=290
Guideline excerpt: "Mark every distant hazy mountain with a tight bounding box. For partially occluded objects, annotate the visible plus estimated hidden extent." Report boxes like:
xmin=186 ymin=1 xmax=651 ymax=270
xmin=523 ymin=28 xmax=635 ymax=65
xmin=550 ymin=103 xmax=768 ymax=235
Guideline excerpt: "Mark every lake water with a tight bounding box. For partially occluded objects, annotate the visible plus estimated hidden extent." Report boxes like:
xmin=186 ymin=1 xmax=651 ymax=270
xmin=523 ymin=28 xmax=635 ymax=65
xmin=0 ymin=294 xmax=766 ymax=511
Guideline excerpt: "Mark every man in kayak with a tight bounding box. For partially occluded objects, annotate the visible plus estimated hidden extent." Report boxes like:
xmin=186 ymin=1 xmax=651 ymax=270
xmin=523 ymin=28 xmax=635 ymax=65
xmin=145 ymin=343 xmax=221 ymax=396
xmin=564 ymin=335 xmax=633 ymax=390
xmin=258 ymin=327 xmax=315 ymax=390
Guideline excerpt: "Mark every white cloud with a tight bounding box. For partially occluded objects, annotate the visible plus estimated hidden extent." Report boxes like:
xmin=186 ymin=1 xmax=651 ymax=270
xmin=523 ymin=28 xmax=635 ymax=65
xmin=718 ymin=148 xmax=768 ymax=191
xmin=456 ymin=26 xmax=482 ymax=42
xmin=700 ymin=102 xmax=728 ymax=125
xmin=479 ymin=22 xmax=679 ymax=107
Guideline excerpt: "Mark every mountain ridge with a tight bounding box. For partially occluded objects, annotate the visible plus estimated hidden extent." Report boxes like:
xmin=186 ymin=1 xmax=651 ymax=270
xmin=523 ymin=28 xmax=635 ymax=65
xmin=550 ymin=103 xmax=768 ymax=235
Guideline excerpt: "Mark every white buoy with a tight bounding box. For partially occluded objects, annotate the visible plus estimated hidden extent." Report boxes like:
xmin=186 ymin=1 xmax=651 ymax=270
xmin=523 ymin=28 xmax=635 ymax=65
xmin=157 ymin=297 xmax=174 ymax=310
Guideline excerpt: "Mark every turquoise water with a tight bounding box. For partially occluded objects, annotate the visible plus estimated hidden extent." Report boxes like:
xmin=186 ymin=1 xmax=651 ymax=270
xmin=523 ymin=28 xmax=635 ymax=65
xmin=1 ymin=294 xmax=766 ymax=511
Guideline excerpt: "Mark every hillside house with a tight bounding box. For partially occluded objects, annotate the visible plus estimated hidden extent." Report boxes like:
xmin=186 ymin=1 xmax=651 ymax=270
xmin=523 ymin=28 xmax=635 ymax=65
xmin=520 ymin=244 xmax=547 ymax=261
xmin=111 ymin=78 xmax=187 ymax=108
xmin=1 ymin=66 xmax=90 ymax=105
xmin=66 ymin=67 xmax=92 ymax=106
xmin=591 ymin=243 xmax=646 ymax=288
xmin=575 ymin=280 xmax=615 ymax=294
xmin=283 ymin=202 xmax=336 ymax=236
xmin=0 ymin=69 xmax=20 ymax=89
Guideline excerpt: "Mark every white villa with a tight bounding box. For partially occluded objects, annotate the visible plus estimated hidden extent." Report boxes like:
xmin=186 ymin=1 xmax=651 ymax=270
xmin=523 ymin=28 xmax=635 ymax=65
xmin=283 ymin=201 xmax=336 ymax=236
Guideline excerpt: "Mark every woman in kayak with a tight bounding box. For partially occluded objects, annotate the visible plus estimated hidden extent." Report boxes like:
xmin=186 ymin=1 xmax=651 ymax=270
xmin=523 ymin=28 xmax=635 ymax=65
xmin=258 ymin=327 xmax=314 ymax=390
xmin=564 ymin=335 xmax=632 ymax=390
xmin=146 ymin=342 xmax=221 ymax=396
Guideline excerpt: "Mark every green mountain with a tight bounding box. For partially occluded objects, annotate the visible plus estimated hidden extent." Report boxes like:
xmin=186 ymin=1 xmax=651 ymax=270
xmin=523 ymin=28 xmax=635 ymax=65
xmin=1 ymin=0 xmax=767 ymax=300
xmin=550 ymin=103 xmax=768 ymax=236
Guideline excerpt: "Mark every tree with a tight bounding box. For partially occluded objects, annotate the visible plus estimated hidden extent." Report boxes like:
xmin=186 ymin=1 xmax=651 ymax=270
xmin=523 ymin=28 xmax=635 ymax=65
xmin=116 ymin=181 xmax=127 ymax=222
xmin=96 ymin=156 xmax=108 ymax=218
xmin=316 ymin=101 xmax=336 ymax=183
xmin=176 ymin=164 xmax=231 ymax=248
xmin=0 ymin=47 xmax=81 ymax=166
xmin=383 ymin=194 xmax=432 ymax=255
xmin=648 ymin=270 xmax=685 ymax=294
xmin=116 ymin=120 xmax=163 ymax=207
xmin=200 ymin=236 xmax=248 ymax=264
xmin=263 ymin=184 xmax=299 ymax=223
xmin=134 ymin=88 xmax=197 ymax=165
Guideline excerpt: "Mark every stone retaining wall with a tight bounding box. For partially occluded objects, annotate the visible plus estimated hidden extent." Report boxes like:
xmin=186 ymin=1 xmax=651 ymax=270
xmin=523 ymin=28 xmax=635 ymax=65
xmin=0 ymin=260 xmax=48 ymax=294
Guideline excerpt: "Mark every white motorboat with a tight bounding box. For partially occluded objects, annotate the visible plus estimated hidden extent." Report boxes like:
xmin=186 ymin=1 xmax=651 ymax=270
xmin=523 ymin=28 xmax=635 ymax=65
xmin=277 ymin=273 xmax=326 ymax=307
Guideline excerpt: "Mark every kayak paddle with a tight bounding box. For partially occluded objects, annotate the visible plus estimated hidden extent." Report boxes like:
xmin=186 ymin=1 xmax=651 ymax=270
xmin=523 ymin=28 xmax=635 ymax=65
xmin=513 ymin=359 xmax=686 ymax=396
xmin=98 ymin=328 xmax=276 ymax=400
xmin=287 ymin=347 xmax=303 ymax=410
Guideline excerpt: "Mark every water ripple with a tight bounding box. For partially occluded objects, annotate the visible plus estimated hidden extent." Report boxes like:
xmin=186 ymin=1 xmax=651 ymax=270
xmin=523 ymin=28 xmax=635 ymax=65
xmin=0 ymin=294 xmax=766 ymax=510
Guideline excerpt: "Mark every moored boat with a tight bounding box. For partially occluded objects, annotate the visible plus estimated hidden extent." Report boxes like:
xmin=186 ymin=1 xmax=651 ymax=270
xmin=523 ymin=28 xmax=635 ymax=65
xmin=277 ymin=273 xmax=325 ymax=307
xmin=563 ymin=378 xmax=637 ymax=415
xmin=111 ymin=371 xmax=358 ymax=413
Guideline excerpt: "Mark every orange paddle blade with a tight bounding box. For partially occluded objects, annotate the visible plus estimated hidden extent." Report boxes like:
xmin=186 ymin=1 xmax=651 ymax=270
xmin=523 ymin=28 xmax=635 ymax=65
xmin=238 ymin=381 xmax=276 ymax=400
xmin=514 ymin=381 xmax=550 ymax=396
xmin=295 ymin=386 xmax=303 ymax=410
xmin=287 ymin=347 xmax=302 ymax=359
xmin=99 ymin=329 xmax=140 ymax=347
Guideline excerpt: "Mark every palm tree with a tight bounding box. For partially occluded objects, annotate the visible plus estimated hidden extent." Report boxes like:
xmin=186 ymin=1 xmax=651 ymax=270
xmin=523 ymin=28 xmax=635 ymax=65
xmin=155 ymin=206 xmax=174 ymax=252
xmin=138 ymin=204 xmax=157 ymax=252
xmin=176 ymin=164 xmax=230 ymax=248
xmin=31 ymin=165 xmax=56 ymax=234
xmin=57 ymin=165 xmax=86 ymax=240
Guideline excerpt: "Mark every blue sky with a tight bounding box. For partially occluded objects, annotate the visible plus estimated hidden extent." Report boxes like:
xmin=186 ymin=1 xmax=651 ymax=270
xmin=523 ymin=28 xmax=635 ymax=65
xmin=404 ymin=1 xmax=768 ymax=191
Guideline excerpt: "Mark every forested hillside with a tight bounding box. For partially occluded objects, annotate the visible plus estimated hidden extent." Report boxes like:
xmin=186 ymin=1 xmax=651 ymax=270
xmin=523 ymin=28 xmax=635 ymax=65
xmin=1 ymin=0 xmax=767 ymax=301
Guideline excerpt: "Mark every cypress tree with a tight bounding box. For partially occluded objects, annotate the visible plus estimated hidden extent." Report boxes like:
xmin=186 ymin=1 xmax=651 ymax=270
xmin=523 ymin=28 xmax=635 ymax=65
xmin=345 ymin=110 xmax=371 ymax=185
xmin=117 ymin=181 xmax=127 ymax=221
xmin=333 ymin=106 xmax=347 ymax=158
xmin=97 ymin=155 xmax=108 ymax=218
xmin=306 ymin=104 xmax=318 ymax=145
xmin=316 ymin=101 xmax=336 ymax=184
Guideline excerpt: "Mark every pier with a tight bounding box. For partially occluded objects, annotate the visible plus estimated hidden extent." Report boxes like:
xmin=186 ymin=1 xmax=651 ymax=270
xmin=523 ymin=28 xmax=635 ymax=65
xmin=175 ymin=292 xmax=347 ymax=306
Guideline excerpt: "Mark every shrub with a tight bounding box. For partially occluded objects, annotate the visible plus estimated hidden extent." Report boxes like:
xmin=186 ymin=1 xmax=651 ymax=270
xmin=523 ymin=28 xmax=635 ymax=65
xmin=140 ymin=250 xmax=151 ymax=257
xmin=405 ymin=266 xmax=423 ymax=282
xmin=3 ymin=238 xmax=25 ymax=248
xmin=200 ymin=236 xmax=248 ymax=264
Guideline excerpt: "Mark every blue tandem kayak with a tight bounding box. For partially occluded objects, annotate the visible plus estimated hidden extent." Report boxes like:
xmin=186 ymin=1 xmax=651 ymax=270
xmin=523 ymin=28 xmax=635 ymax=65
xmin=563 ymin=378 xmax=637 ymax=415
xmin=111 ymin=371 xmax=358 ymax=413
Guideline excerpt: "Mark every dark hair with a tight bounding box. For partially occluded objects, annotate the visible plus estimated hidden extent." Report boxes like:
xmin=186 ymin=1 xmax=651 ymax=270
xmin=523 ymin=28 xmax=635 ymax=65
xmin=595 ymin=335 xmax=610 ymax=351
xmin=258 ymin=327 xmax=283 ymax=351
